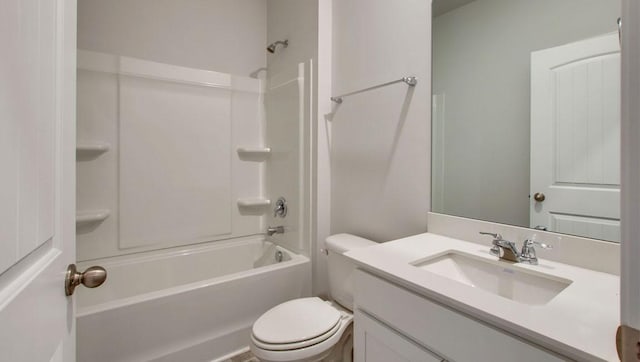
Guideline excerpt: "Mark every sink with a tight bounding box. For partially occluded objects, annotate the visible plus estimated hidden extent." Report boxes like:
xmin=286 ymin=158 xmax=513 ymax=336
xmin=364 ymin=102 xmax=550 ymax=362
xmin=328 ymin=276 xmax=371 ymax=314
xmin=411 ymin=251 xmax=572 ymax=305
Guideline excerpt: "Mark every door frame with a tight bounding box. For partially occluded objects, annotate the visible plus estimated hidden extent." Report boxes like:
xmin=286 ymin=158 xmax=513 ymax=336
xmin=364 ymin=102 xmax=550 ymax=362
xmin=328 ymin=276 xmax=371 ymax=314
xmin=620 ymin=0 xmax=640 ymax=339
xmin=60 ymin=0 xmax=78 ymax=359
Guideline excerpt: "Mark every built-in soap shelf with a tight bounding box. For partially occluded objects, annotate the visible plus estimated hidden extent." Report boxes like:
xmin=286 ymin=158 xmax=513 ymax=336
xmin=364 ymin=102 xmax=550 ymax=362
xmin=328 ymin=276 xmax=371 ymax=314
xmin=77 ymin=142 xmax=110 ymax=156
xmin=76 ymin=209 xmax=110 ymax=226
xmin=237 ymin=147 xmax=271 ymax=161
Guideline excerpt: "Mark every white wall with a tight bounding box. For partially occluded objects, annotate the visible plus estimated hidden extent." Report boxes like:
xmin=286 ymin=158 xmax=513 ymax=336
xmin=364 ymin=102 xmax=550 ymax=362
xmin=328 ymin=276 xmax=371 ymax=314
xmin=78 ymin=0 xmax=267 ymax=77
xmin=267 ymin=0 xmax=318 ymax=77
xmin=432 ymin=0 xmax=620 ymax=227
xmin=330 ymin=0 xmax=431 ymax=242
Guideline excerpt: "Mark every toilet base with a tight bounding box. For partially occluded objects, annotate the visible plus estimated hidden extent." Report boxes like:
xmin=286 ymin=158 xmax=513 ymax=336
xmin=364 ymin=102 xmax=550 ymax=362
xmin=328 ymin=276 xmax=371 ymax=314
xmin=319 ymin=324 xmax=353 ymax=362
xmin=251 ymin=324 xmax=352 ymax=362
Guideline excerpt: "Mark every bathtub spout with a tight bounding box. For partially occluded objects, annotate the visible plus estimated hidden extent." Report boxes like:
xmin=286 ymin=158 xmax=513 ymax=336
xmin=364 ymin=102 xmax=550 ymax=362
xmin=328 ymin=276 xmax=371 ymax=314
xmin=267 ymin=226 xmax=284 ymax=236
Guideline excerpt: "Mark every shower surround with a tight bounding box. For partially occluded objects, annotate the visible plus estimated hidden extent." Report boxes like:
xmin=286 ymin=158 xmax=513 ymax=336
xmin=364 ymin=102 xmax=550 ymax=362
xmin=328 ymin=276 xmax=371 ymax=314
xmin=75 ymin=1 xmax=319 ymax=360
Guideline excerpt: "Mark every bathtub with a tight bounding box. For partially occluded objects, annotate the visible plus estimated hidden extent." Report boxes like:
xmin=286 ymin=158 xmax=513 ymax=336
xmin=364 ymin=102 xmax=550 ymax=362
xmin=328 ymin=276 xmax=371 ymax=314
xmin=76 ymin=237 xmax=310 ymax=362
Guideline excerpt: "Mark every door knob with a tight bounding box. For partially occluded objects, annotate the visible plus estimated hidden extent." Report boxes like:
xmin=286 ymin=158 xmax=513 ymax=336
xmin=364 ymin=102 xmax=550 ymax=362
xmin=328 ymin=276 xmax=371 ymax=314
xmin=533 ymin=192 xmax=546 ymax=202
xmin=65 ymin=264 xmax=107 ymax=296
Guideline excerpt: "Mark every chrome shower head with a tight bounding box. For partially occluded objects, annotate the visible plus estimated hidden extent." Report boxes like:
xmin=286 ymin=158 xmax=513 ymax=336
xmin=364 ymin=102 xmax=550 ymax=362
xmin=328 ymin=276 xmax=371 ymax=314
xmin=266 ymin=40 xmax=288 ymax=54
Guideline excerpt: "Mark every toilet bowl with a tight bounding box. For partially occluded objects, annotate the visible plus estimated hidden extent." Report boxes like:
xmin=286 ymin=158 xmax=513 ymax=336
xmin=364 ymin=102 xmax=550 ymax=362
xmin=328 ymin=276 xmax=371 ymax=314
xmin=250 ymin=297 xmax=352 ymax=362
xmin=249 ymin=234 xmax=376 ymax=362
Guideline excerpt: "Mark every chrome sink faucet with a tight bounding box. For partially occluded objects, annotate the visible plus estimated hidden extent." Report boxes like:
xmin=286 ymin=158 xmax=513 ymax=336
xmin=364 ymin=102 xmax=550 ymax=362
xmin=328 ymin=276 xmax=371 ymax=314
xmin=480 ymin=232 xmax=521 ymax=262
xmin=479 ymin=232 xmax=552 ymax=265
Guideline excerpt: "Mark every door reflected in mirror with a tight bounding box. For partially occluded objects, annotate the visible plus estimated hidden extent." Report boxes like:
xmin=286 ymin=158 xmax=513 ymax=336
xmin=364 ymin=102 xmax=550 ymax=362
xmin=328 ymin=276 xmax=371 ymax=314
xmin=431 ymin=0 xmax=621 ymax=242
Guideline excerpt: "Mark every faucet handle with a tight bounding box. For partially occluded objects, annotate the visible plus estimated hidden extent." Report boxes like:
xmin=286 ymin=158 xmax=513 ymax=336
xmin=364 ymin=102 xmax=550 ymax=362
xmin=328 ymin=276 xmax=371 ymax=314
xmin=524 ymin=239 xmax=553 ymax=250
xmin=273 ymin=197 xmax=287 ymax=218
xmin=479 ymin=232 xmax=502 ymax=241
xmin=520 ymin=239 xmax=552 ymax=265
xmin=480 ymin=232 xmax=502 ymax=256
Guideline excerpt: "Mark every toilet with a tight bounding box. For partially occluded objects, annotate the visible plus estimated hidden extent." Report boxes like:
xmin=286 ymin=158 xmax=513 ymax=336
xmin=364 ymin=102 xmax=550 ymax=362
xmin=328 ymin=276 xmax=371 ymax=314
xmin=249 ymin=234 xmax=376 ymax=362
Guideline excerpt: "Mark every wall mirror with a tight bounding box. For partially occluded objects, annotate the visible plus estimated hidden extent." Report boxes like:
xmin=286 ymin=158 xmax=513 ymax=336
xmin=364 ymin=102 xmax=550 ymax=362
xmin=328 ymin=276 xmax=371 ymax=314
xmin=431 ymin=0 xmax=622 ymax=242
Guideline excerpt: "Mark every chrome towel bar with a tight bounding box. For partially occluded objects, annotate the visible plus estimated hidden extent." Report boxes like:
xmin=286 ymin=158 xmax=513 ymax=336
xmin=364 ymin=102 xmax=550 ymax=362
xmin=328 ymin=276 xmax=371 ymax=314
xmin=330 ymin=76 xmax=417 ymax=103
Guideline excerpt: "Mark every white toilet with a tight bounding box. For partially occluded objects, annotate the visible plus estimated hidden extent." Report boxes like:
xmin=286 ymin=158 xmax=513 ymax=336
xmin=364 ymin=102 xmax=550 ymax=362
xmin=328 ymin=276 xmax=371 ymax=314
xmin=249 ymin=234 xmax=376 ymax=362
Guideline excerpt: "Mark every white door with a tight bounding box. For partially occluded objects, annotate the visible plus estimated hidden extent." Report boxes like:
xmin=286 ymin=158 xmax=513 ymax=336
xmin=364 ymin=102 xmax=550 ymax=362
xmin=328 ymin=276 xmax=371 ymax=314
xmin=0 ymin=0 xmax=77 ymax=361
xmin=530 ymin=33 xmax=621 ymax=242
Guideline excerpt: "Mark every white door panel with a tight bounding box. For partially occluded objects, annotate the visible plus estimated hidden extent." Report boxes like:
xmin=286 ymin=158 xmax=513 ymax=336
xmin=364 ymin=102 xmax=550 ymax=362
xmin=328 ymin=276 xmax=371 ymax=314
xmin=531 ymin=33 xmax=621 ymax=242
xmin=0 ymin=0 xmax=77 ymax=361
xmin=550 ymin=213 xmax=620 ymax=242
xmin=0 ymin=0 xmax=56 ymax=272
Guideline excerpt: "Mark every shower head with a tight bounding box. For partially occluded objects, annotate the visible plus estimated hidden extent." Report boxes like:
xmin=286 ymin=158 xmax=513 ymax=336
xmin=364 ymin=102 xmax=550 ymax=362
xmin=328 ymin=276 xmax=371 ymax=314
xmin=266 ymin=39 xmax=288 ymax=54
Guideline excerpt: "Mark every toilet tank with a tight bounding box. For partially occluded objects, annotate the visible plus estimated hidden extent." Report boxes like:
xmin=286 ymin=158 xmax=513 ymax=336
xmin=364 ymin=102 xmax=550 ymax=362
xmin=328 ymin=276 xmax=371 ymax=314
xmin=325 ymin=234 xmax=376 ymax=311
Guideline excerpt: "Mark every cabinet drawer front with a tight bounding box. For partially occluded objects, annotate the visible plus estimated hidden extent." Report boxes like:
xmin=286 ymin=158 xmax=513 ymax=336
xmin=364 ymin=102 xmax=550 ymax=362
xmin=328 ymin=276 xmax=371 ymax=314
xmin=354 ymin=270 xmax=568 ymax=362
xmin=355 ymin=311 xmax=444 ymax=362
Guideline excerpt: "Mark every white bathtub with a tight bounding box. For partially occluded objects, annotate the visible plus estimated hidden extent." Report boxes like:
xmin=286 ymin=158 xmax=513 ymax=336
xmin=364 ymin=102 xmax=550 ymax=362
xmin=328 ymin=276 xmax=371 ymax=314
xmin=76 ymin=237 xmax=310 ymax=362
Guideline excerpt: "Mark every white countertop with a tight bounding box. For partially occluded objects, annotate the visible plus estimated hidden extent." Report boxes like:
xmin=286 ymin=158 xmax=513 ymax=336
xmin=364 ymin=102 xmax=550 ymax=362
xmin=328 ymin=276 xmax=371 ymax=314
xmin=345 ymin=233 xmax=619 ymax=362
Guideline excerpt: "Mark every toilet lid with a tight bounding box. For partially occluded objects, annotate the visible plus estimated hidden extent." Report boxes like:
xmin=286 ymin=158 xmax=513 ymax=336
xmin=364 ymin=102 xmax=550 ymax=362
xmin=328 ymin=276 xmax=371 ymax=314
xmin=252 ymin=297 xmax=341 ymax=345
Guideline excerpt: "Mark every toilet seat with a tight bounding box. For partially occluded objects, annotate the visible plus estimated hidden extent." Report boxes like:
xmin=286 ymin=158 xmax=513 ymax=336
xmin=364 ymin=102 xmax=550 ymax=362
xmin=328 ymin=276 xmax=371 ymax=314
xmin=252 ymin=297 xmax=342 ymax=346
xmin=250 ymin=298 xmax=353 ymax=362
xmin=252 ymin=317 xmax=342 ymax=351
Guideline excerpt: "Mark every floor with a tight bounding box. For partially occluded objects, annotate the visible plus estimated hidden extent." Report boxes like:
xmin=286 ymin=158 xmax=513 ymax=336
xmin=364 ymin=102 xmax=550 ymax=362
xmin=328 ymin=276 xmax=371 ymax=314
xmin=227 ymin=350 xmax=260 ymax=362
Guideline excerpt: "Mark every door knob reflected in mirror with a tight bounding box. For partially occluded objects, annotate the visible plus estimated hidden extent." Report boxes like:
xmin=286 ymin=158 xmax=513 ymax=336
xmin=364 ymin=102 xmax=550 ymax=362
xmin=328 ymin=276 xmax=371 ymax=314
xmin=533 ymin=192 xmax=546 ymax=202
xmin=65 ymin=264 xmax=107 ymax=296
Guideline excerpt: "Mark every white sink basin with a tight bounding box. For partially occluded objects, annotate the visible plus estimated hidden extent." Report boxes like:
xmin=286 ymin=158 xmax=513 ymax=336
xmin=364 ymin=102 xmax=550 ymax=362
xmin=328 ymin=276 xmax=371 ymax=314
xmin=412 ymin=251 xmax=572 ymax=305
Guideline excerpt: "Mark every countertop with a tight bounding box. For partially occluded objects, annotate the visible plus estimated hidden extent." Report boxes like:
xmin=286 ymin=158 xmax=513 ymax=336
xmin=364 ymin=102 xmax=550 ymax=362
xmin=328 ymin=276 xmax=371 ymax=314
xmin=345 ymin=232 xmax=619 ymax=362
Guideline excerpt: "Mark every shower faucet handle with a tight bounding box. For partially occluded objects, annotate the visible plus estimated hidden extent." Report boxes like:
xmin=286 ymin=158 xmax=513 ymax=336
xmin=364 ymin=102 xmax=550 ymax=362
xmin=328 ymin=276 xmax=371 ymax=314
xmin=273 ymin=197 xmax=287 ymax=218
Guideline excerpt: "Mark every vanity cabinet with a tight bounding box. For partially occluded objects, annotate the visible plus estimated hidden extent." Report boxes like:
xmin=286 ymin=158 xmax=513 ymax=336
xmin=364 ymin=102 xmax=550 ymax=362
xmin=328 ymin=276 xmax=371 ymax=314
xmin=355 ymin=312 xmax=445 ymax=362
xmin=353 ymin=270 xmax=568 ymax=362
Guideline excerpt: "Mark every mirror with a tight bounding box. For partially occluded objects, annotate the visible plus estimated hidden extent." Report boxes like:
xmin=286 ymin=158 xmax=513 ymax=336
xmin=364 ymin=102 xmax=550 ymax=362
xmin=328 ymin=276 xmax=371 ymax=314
xmin=431 ymin=0 xmax=621 ymax=242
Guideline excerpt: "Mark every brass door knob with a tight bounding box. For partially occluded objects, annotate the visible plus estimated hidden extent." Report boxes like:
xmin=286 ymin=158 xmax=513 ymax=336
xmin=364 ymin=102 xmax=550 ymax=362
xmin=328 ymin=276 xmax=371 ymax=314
xmin=65 ymin=264 xmax=107 ymax=296
xmin=533 ymin=192 xmax=546 ymax=202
